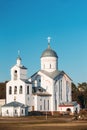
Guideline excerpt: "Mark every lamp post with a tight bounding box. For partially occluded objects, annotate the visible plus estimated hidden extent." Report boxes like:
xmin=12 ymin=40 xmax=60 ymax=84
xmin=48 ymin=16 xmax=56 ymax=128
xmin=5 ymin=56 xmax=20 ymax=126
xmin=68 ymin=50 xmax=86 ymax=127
xmin=46 ymin=109 xmax=47 ymax=120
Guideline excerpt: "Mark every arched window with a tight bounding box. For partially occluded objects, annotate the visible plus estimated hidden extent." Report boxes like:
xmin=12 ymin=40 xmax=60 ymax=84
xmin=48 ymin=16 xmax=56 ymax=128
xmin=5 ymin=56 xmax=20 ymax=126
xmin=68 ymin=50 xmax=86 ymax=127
xmin=59 ymin=80 xmax=62 ymax=101
xmin=6 ymin=110 xmax=9 ymax=114
xmin=60 ymin=80 xmax=62 ymax=100
xmin=66 ymin=81 xmax=69 ymax=102
xmin=9 ymin=86 xmax=12 ymax=94
xmin=27 ymin=86 xmax=29 ymax=94
xmin=50 ymin=64 xmax=51 ymax=68
xmin=14 ymin=70 xmax=17 ymax=80
xmin=14 ymin=86 xmax=17 ymax=94
xmin=22 ymin=109 xmax=23 ymax=114
xmin=19 ymin=85 xmax=23 ymax=94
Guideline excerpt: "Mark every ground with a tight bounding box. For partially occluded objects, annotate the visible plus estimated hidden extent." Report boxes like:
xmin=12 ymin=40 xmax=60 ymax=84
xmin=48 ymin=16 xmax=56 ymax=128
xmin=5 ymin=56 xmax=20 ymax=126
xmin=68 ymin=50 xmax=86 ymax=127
xmin=0 ymin=116 xmax=87 ymax=130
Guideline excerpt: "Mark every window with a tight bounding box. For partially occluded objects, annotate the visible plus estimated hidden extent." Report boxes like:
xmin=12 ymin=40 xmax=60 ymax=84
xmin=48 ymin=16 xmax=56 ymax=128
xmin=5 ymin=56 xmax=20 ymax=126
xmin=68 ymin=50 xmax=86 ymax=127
xmin=22 ymin=109 xmax=23 ymax=114
xmin=27 ymin=86 xmax=29 ymax=94
xmin=9 ymin=86 xmax=12 ymax=94
xmin=44 ymin=100 xmax=46 ymax=110
xmin=14 ymin=86 xmax=17 ymax=94
xmin=6 ymin=110 xmax=9 ymax=114
xmin=14 ymin=70 xmax=17 ymax=80
xmin=39 ymin=79 xmax=41 ymax=82
xmin=66 ymin=81 xmax=69 ymax=102
xmin=15 ymin=109 xmax=17 ymax=114
xmin=48 ymin=100 xmax=49 ymax=110
xmin=19 ymin=85 xmax=23 ymax=94
xmin=40 ymin=105 xmax=42 ymax=110
xmin=50 ymin=64 xmax=51 ymax=68
xmin=59 ymin=81 xmax=61 ymax=101
xmin=60 ymin=80 xmax=62 ymax=100
xmin=59 ymin=80 xmax=62 ymax=101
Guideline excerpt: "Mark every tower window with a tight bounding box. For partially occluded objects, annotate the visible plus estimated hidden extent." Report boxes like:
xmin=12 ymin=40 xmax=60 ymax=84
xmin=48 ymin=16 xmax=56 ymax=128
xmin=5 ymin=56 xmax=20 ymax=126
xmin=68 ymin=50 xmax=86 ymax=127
xmin=14 ymin=86 xmax=17 ymax=94
xmin=9 ymin=86 xmax=12 ymax=94
xmin=15 ymin=70 xmax=17 ymax=73
xmin=19 ymin=85 xmax=23 ymax=94
xmin=14 ymin=70 xmax=17 ymax=80
xmin=27 ymin=86 xmax=29 ymax=94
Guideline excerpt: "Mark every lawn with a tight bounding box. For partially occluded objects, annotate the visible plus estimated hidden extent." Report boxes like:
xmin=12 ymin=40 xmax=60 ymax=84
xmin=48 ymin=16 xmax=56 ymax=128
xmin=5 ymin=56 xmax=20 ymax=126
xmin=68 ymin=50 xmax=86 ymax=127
xmin=0 ymin=116 xmax=87 ymax=130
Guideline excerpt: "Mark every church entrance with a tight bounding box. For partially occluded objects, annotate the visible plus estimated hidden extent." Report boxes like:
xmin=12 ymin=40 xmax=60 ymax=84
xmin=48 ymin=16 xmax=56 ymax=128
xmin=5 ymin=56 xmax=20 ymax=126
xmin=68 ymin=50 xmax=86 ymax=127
xmin=66 ymin=108 xmax=71 ymax=114
xmin=32 ymin=106 xmax=34 ymax=111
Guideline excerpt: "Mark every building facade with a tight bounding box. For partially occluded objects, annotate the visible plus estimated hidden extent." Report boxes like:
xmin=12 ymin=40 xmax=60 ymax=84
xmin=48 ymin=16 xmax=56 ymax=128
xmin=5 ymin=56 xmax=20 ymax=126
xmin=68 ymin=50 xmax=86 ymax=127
xmin=2 ymin=38 xmax=80 ymax=116
xmin=2 ymin=56 xmax=32 ymax=116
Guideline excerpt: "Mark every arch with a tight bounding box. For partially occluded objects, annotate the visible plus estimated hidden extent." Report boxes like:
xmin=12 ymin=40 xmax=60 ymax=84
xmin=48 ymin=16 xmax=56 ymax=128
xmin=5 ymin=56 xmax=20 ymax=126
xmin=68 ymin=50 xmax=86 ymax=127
xmin=14 ymin=70 xmax=17 ymax=80
xmin=27 ymin=86 xmax=29 ymax=94
xmin=50 ymin=64 xmax=51 ymax=68
xmin=19 ymin=85 xmax=23 ymax=94
xmin=9 ymin=86 xmax=12 ymax=94
xmin=66 ymin=108 xmax=71 ymax=112
xmin=14 ymin=86 xmax=17 ymax=94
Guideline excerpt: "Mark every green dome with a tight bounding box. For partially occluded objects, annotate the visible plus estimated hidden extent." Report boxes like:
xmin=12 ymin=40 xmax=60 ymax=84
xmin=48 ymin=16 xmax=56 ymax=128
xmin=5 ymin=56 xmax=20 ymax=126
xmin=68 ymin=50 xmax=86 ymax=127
xmin=41 ymin=44 xmax=58 ymax=58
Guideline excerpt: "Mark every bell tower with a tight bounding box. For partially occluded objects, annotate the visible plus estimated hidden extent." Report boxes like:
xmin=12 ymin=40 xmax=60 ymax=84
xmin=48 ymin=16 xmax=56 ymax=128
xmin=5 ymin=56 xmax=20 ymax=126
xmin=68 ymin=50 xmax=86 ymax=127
xmin=11 ymin=52 xmax=27 ymax=80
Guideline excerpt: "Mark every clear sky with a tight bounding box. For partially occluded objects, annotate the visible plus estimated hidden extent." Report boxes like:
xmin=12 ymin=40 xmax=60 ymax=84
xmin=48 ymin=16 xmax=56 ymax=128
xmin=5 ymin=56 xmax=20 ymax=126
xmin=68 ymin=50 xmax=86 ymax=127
xmin=0 ymin=0 xmax=87 ymax=85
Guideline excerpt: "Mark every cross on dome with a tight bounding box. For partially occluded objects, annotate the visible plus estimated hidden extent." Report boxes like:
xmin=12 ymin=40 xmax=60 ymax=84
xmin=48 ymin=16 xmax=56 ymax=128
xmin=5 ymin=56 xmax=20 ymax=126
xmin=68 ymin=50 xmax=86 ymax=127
xmin=47 ymin=37 xmax=51 ymax=44
xmin=18 ymin=50 xmax=20 ymax=57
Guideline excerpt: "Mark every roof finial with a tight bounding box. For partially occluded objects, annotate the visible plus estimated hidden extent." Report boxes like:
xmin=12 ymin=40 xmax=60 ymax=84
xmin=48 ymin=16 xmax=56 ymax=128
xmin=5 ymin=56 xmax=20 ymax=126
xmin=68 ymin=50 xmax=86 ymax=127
xmin=47 ymin=37 xmax=51 ymax=49
xmin=18 ymin=50 xmax=20 ymax=57
xmin=47 ymin=37 xmax=51 ymax=44
xmin=17 ymin=50 xmax=21 ymax=60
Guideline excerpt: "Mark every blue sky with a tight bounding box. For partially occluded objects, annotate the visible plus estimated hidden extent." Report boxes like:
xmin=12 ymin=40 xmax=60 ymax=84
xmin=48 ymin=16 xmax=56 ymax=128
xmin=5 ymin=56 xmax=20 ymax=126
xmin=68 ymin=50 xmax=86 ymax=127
xmin=0 ymin=0 xmax=87 ymax=85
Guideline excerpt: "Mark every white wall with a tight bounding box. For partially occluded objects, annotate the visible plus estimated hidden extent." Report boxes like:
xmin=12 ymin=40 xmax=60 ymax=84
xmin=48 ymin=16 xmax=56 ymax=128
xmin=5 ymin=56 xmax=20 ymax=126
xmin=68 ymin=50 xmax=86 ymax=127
xmin=0 ymin=99 xmax=5 ymax=115
xmin=6 ymin=80 xmax=31 ymax=106
xmin=58 ymin=104 xmax=80 ymax=114
xmin=41 ymin=57 xmax=58 ymax=72
xmin=2 ymin=107 xmax=26 ymax=117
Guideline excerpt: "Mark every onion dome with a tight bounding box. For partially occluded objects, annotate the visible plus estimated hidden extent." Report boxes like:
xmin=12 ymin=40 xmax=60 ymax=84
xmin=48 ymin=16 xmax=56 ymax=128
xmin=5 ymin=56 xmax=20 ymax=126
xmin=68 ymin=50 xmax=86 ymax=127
xmin=41 ymin=43 xmax=58 ymax=58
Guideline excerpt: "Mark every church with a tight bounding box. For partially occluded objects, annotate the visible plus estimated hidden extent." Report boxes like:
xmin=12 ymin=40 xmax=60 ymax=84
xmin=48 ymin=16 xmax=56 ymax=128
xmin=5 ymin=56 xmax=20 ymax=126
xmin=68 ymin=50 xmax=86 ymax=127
xmin=1 ymin=38 xmax=80 ymax=117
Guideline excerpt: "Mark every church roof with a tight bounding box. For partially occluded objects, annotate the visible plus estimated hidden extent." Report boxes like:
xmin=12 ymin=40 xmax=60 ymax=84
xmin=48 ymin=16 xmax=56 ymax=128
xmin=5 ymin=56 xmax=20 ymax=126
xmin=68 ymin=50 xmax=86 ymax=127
xmin=32 ymin=86 xmax=51 ymax=96
xmin=40 ymin=70 xmax=62 ymax=79
xmin=34 ymin=92 xmax=52 ymax=96
xmin=22 ymin=79 xmax=31 ymax=84
xmin=41 ymin=44 xmax=58 ymax=58
xmin=20 ymin=66 xmax=27 ymax=69
xmin=59 ymin=101 xmax=78 ymax=107
xmin=30 ymin=70 xmax=72 ymax=81
xmin=2 ymin=101 xmax=26 ymax=108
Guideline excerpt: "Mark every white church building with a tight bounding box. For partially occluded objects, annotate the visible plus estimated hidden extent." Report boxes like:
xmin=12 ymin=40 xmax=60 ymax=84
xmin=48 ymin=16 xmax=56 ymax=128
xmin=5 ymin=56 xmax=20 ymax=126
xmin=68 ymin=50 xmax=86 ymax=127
xmin=2 ymin=38 xmax=80 ymax=117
